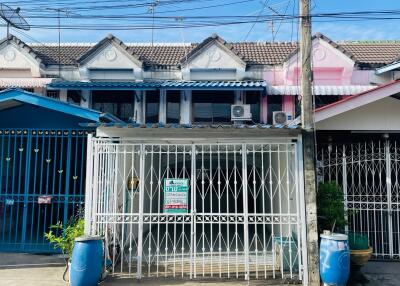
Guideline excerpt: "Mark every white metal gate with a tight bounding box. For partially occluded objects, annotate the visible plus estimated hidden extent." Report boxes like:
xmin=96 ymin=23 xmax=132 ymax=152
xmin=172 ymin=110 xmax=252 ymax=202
xmin=85 ymin=137 xmax=306 ymax=281
xmin=318 ymin=141 xmax=400 ymax=260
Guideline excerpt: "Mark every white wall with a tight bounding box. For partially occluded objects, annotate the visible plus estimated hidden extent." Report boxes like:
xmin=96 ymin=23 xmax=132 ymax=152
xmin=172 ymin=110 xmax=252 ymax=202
xmin=316 ymin=97 xmax=400 ymax=130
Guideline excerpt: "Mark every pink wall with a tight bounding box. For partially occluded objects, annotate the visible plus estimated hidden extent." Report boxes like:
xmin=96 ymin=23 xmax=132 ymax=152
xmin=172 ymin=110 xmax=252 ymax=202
xmin=261 ymin=38 xmax=374 ymax=121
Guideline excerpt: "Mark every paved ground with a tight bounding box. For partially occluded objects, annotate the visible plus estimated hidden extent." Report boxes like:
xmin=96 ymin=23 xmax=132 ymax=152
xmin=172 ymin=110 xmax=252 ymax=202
xmin=0 ymin=252 xmax=399 ymax=286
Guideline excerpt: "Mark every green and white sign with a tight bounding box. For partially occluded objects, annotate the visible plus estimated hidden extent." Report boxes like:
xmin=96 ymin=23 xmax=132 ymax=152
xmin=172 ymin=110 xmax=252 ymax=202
xmin=163 ymin=178 xmax=189 ymax=213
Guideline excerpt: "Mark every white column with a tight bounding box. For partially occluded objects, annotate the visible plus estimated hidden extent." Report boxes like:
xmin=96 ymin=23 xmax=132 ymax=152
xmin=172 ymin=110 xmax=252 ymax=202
xmin=80 ymin=90 xmax=91 ymax=108
xmin=59 ymin=89 xmax=68 ymax=102
xmin=180 ymin=90 xmax=192 ymax=125
xmin=159 ymin=89 xmax=167 ymax=124
xmin=134 ymin=90 xmax=144 ymax=124
xmin=234 ymin=90 xmax=244 ymax=104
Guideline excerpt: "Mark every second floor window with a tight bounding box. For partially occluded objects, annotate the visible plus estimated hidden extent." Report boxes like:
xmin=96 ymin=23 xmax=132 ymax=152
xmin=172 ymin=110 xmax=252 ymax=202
xmin=92 ymin=90 xmax=135 ymax=122
xmin=167 ymin=91 xmax=180 ymax=123
xmin=267 ymin=95 xmax=282 ymax=124
xmin=245 ymin=91 xmax=261 ymax=123
xmin=192 ymin=91 xmax=234 ymax=124
xmin=146 ymin=90 xmax=160 ymax=123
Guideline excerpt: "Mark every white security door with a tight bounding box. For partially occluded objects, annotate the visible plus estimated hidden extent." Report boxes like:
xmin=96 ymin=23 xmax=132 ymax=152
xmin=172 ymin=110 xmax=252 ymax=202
xmin=86 ymin=139 xmax=304 ymax=281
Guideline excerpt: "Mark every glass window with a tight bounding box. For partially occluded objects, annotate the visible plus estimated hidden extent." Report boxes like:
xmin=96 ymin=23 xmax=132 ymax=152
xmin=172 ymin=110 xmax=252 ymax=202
xmin=146 ymin=90 xmax=160 ymax=123
xmin=192 ymin=91 xmax=234 ymax=124
xmin=267 ymin=95 xmax=282 ymax=124
xmin=315 ymin=95 xmax=340 ymax=108
xmin=46 ymin=90 xmax=60 ymax=99
xmin=166 ymin=91 xmax=180 ymax=123
xmin=245 ymin=91 xmax=261 ymax=123
xmin=92 ymin=90 xmax=135 ymax=122
xmin=67 ymin=90 xmax=81 ymax=105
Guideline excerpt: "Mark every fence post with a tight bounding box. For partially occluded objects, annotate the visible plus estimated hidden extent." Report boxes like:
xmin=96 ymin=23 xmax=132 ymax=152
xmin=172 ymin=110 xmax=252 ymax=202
xmin=385 ymin=140 xmax=393 ymax=258
xmin=84 ymin=133 xmax=93 ymax=235
xmin=342 ymin=145 xmax=348 ymax=234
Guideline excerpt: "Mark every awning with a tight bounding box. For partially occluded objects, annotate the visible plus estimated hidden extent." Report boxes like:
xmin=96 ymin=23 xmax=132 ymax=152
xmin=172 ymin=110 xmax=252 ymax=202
xmin=0 ymin=88 xmax=124 ymax=124
xmin=0 ymin=78 xmax=54 ymax=88
xmin=267 ymin=85 xmax=376 ymax=96
xmin=47 ymin=80 xmax=267 ymax=91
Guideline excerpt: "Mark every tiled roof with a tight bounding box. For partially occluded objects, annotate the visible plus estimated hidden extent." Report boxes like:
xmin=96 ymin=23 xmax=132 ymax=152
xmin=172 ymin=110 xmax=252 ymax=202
xmin=339 ymin=42 xmax=400 ymax=65
xmin=10 ymin=33 xmax=400 ymax=67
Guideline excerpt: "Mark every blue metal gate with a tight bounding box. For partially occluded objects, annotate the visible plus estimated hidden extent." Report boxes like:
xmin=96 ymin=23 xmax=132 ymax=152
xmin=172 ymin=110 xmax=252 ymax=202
xmin=0 ymin=129 xmax=91 ymax=252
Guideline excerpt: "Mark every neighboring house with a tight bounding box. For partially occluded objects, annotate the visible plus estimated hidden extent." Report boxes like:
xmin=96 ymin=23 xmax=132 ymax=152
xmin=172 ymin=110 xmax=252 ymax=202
xmin=1 ymin=32 xmax=400 ymax=284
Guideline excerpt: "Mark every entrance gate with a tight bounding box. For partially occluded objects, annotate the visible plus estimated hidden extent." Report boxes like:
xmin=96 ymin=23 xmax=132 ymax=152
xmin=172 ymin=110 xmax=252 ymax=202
xmin=85 ymin=137 xmax=306 ymax=281
xmin=0 ymin=129 xmax=89 ymax=252
xmin=318 ymin=141 xmax=400 ymax=260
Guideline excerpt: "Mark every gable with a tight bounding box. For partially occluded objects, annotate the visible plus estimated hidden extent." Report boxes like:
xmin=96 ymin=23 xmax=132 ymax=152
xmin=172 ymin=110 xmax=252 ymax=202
xmin=187 ymin=43 xmax=245 ymax=69
xmin=316 ymin=97 xmax=400 ymax=131
xmin=83 ymin=43 xmax=141 ymax=70
xmin=0 ymin=42 xmax=41 ymax=77
xmin=284 ymin=37 xmax=355 ymax=85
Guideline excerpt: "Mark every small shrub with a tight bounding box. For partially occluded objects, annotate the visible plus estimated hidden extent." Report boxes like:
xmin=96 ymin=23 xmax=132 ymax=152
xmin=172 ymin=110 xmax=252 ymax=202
xmin=317 ymin=182 xmax=346 ymax=233
xmin=44 ymin=217 xmax=84 ymax=259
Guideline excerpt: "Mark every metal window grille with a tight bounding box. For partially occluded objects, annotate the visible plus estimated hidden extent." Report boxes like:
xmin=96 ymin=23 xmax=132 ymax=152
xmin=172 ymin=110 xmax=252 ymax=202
xmin=46 ymin=90 xmax=60 ymax=99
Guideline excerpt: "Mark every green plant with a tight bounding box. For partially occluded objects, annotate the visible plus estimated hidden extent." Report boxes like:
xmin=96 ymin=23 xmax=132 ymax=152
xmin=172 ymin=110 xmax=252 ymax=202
xmin=317 ymin=181 xmax=346 ymax=233
xmin=44 ymin=217 xmax=84 ymax=259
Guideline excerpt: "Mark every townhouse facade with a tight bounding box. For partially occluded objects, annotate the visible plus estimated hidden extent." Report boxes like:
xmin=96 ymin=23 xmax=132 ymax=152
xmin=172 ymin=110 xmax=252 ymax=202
xmin=2 ymin=32 xmax=400 ymax=284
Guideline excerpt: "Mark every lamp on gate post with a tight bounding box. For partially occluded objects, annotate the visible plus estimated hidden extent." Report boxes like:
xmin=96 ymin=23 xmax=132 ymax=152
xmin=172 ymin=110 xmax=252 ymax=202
xmin=127 ymin=176 xmax=139 ymax=192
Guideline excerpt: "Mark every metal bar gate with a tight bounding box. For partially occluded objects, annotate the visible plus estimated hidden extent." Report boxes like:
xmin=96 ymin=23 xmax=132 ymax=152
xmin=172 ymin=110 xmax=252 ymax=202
xmin=0 ymin=129 xmax=90 ymax=252
xmin=85 ymin=137 xmax=307 ymax=282
xmin=318 ymin=140 xmax=400 ymax=260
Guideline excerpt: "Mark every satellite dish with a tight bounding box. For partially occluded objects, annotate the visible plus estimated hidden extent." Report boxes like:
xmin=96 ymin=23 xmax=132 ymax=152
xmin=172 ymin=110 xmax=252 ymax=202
xmin=0 ymin=3 xmax=30 ymax=37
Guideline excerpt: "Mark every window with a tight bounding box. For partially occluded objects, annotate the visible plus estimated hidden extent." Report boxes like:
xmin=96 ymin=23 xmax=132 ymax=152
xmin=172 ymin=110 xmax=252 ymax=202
xmin=92 ymin=90 xmax=135 ymax=122
xmin=245 ymin=91 xmax=261 ymax=123
xmin=192 ymin=91 xmax=234 ymax=124
xmin=67 ymin=90 xmax=81 ymax=105
xmin=146 ymin=90 xmax=160 ymax=123
xmin=166 ymin=91 xmax=180 ymax=123
xmin=267 ymin=95 xmax=282 ymax=124
xmin=46 ymin=90 xmax=60 ymax=99
xmin=315 ymin=95 xmax=340 ymax=108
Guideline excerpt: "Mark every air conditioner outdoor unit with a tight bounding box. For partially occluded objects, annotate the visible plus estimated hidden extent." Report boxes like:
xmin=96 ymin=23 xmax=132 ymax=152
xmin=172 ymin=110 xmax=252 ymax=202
xmin=273 ymin=111 xmax=293 ymax=125
xmin=231 ymin=104 xmax=252 ymax=121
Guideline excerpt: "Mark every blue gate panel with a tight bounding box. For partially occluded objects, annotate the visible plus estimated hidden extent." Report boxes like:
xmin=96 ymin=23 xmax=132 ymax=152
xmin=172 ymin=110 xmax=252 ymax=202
xmin=0 ymin=129 xmax=90 ymax=253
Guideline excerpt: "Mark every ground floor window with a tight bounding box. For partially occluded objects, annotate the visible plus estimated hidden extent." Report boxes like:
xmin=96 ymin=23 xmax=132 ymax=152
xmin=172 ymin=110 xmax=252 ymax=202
xmin=145 ymin=90 xmax=160 ymax=123
xmin=166 ymin=90 xmax=180 ymax=123
xmin=92 ymin=90 xmax=135 ymax=121
xmin=192 ymin=91 xmax=234 ymax=124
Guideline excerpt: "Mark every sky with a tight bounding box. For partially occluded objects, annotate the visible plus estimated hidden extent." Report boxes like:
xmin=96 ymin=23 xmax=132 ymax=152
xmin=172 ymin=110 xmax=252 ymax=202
xmin=1 ymin=0 xmax=400 ymax=44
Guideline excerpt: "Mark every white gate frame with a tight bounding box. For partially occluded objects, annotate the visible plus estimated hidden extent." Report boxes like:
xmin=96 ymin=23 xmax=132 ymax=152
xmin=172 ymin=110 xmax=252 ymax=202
xmin=84 ymin=135 xmax=309 ymax=283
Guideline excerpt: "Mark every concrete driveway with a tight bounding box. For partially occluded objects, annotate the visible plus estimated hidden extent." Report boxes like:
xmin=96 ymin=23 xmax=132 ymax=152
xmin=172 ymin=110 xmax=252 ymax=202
xmin=0 ymin=253 xmax=398 ymax=286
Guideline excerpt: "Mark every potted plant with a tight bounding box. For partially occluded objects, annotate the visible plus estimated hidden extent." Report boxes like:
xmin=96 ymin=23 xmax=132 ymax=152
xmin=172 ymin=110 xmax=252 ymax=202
xmin=317 ymin=182 xmax=372 ymax=284
xmin=44 ymin=217 xmax=84 ymax=282
xmin=317 ymin=181 xmax=347 ymax=233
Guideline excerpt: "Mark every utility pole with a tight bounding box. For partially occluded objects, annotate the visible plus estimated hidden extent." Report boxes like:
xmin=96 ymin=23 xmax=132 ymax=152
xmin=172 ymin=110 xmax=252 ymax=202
xmin=299 ymin=0 xmax=320 ymax=285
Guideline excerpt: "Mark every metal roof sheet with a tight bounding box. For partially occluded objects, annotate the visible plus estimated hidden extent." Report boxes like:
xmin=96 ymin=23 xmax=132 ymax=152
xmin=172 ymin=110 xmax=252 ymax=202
xmin=80 ymin=122 xmax=299 ymax=129
xmin=267 ymin=85 xmax=376 ymax=96
xmin=48 ymin=80 xmax=267 ymax=90
xmin=0 ymin=88 xmax=123 ymax=123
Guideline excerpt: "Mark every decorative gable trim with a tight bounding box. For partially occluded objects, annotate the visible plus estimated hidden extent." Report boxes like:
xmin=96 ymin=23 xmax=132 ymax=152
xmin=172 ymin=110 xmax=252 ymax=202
xmin=77 ymin=34 xmax=142 ymax=67
xmin=283 ymin=32 xmax=356 ymax=64
xmin=180 ymin=34 xmax=246 ymax=67
xmin=0 ymin=34 xmax=43 ymax=65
